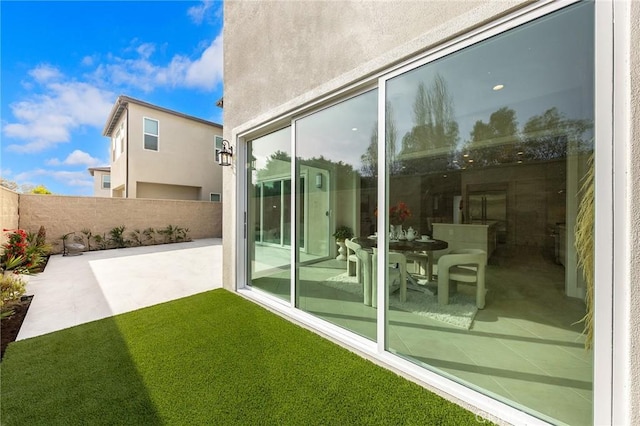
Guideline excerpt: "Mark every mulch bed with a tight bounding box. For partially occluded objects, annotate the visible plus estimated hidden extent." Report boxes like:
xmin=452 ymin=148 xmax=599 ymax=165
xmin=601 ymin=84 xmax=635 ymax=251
xmin=1 ymin=295 xmax=33 ymax=360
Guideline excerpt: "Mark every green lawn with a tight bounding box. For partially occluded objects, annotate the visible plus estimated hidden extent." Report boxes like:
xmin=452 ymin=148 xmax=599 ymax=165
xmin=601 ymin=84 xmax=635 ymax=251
xmin=1 ymin=289 xmax=476 ymax=425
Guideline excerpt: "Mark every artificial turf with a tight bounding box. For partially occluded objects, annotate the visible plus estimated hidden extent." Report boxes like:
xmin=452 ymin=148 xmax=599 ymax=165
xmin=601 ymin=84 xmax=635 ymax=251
xmin=1 ymin=289 xmax=476 ymax=425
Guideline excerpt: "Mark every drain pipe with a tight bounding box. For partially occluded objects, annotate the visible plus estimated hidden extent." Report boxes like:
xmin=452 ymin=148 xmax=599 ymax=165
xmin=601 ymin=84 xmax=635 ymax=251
xmin=125 ymin=102 xmax=129 ymax=198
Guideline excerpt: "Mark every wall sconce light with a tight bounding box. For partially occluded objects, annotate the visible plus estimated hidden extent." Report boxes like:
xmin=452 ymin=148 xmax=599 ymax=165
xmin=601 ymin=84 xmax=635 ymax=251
xmin=218 ymin=139 xmax=233 ymax=167
xmin=315 ymin=173 xmax=323 ymax=188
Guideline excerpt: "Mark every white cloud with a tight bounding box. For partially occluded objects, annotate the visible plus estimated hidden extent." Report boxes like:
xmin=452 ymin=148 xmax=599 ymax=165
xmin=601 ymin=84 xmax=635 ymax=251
xmin=136 ymin=42 xmax=156 ymax=59
xmin=92 ymin=35 xmax=223 ymax=92
xmin=28 ymin=64 xmax=63 ymax=83
xmin=46 ymin=149 xmax=101 ymax=167
xmin=81 ymin=55 xmax=96 ymax=66
xmin=14 ymin=169 xmax=93 ymax=188
xmin=3 ymin=79 xmax=115 ymax=153
xmin=184 ymin=35 xmax=223 ymax=90
xmin=187 ymin=1 xmax=213 ymax=24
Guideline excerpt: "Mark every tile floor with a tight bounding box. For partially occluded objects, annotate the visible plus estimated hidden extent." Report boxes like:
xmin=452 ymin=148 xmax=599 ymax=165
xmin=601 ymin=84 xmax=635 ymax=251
xmin=250 ymin=245 xmax=592 ymax=426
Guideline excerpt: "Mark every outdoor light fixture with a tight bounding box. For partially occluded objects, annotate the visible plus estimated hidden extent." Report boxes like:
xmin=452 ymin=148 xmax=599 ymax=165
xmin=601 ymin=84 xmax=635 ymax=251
xmin=315 ymin=173 xmax=323 ymax=188
xmin=218 ymin=139 xmax=233 ymax=166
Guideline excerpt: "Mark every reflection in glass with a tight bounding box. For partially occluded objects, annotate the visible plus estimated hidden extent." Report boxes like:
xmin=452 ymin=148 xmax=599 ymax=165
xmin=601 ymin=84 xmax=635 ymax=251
xmin=384 ymin=3 xmax=594 ymax=425
xmin=294 ymin=90 xmax=378 ymax=340
xmin=247 ymin=127 xmax=292 ymax=302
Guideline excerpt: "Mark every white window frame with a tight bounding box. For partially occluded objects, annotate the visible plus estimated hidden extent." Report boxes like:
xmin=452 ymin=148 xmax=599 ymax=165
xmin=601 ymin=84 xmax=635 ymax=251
xmin=235 ymin=1 xmax=620 ymax=424
xmin=210 ymin=192 xmax=221 ymax=202
xmin=101 ymin=174 xmax=111 ymax=190
xmin=143 ymin=117 xmax=159 ymax=152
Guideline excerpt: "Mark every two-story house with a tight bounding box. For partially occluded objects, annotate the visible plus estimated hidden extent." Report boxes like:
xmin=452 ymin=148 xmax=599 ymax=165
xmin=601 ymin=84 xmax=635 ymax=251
xmin=87 ymin=166 xmax=111 ymax=197
xmin=100 ymin=95 xmax=224 ymax=201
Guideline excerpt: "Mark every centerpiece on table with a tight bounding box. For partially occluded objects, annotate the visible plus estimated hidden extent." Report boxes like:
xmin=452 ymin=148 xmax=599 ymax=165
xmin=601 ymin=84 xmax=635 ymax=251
xmin=376 ymin=202 xmax=412 ymax=239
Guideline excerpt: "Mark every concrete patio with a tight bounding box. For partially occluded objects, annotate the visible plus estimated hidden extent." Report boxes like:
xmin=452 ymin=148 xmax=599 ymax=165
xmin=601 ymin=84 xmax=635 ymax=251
xmin=17 ymin=238 xmax=223 ymax=341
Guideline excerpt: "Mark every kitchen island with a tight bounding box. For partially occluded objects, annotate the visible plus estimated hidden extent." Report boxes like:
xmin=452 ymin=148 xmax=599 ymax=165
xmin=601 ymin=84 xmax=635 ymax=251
xmin=432 ymin=222 xmax=497 ymax=257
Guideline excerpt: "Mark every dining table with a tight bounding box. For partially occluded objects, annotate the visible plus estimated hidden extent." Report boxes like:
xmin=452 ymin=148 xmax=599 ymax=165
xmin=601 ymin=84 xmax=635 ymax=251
xmin=355 ymin=236 xmax=448 ymax=284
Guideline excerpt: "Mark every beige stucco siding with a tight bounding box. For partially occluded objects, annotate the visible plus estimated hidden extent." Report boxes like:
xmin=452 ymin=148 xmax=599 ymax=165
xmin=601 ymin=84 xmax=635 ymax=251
xmin=92 ymin=170 xmax=111 ymax=197
xmin=110 ymin=113 xmax=128 ymax=195
xmin=127 ymin=103 xmax=222 ymax=200
xmin=136 ymin=182 xmax=200 ymax=201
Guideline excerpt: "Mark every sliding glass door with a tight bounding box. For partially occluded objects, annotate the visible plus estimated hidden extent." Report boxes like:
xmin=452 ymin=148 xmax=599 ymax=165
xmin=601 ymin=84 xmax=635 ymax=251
xmin=244 ymin=2 xmax=595 ymax=423
xmin=246 ymin=127 xmax=292 ymax=302
xmin=294 ymin=89 xmax=379 ymax=340
xmin=382 ymin=2 xmax=594 ymax=424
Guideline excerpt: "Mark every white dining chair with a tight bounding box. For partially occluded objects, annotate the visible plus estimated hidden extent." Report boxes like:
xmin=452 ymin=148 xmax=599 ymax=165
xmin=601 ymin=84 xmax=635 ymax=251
xmin=372 ymin=250 xmax=407 ymax=308
xmin=436 ymin=248 xmax=487 ymax=309
xmin=344 ymin=238 xmax=375 ymax=306
xmin=345 ymin=237 xmax=361 ymax=281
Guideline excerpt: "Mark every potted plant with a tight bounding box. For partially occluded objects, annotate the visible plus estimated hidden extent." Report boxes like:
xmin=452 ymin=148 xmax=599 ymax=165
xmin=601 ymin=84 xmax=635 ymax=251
xmin=332 ymin=226 xmax=353 ymax=261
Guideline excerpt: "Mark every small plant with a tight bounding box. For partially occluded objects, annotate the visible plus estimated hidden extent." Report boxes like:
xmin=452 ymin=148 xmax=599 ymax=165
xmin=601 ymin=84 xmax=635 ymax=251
xmin=93 ymin=234 xmax=108 ymax=250
xmin=1 ymin=274 xmax=26 ymax=319
xmin=2 ymin=228 xmax=47 ymax=274
xmin=143 ymin=227 xmax=156 ymax=245
xmin=129 ymin=229 xmax=144 ymax=246
xmin=108 ymin=226 xmax=129 ymax=248
xmin=175 ymin=227 xmax=191 ymax=242
xmin=81 ymin=228 xmax=93 ymax=251
xmin=332 ymin=226 xmax=353 ymax=242
xmin=158 ymin=225 xmax=178 ymax=243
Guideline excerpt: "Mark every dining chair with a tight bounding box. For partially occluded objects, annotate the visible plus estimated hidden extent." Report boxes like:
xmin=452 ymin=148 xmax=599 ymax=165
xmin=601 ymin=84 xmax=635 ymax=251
xmin=436 ymin=248 xmax=487 ymax=309
xmin=405 ymin=251 xmax=429 ymax=276
xmin=344 ymin=238 xmax=375 ymax=306
xmin=345 ymin=237 xmax=361 ymax=281
xmin=371 ymin=250 xmax=407 ymax=308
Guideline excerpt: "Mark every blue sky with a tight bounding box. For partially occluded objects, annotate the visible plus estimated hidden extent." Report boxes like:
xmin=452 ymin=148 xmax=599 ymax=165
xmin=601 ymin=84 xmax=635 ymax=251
xmin=1 ymin=0 xmax=223 ymax=195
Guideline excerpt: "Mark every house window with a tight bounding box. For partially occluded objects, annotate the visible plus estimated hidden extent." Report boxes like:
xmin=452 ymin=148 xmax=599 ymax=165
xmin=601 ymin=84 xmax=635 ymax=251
xmin=115 ymin=129 xmax=122 ymax=159
xmin=210 ymin=193 xmax=221 ymax=202
xmin=101 ymin=174 xmax=111 ymax=190
xmin=143 ymin=118 xmax=159 ymax=151
xmin=119 ymin=122 xmax=125 ymax=154
xmin=215 ymin=135 xmax=224 ymax=162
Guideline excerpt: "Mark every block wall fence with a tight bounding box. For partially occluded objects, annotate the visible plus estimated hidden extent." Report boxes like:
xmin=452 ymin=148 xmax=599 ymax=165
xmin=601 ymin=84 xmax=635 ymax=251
xmin=1 ymin=186 xmax=20 ymax=248
xmin=1 ymin=190 xmax=222 ymax=254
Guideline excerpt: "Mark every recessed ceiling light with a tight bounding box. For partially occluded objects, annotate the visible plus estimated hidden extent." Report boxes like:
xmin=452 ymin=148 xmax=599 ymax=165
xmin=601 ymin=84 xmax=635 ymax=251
xmin=517 ymin=151 xmax=524 ymax=155
xmin=463 ymin=153 xmax=469 ymax=158
xmin=493 ymin=84 xmax=504 ymax=91
xmin=468 ymin=159 xmax=474 ymax=163
xmin=351 ymin=127 xmax=358 ymax=131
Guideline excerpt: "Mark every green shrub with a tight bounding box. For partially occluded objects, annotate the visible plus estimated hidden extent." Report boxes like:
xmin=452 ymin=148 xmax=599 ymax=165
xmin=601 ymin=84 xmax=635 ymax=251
xmin=1 ymin=274 xmax=26 ymax=319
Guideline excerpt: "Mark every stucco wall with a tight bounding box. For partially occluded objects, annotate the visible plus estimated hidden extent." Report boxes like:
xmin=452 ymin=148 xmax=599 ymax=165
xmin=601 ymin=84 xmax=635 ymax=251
xmin=0 ymin=186 xmax=20 ymax=248
xmin=629 ymin=2 xmax=639 ymax=423
xmin=127 ymin=103 xmax=223 ymax=200
xmin=18 ymin=194 xmax=222 ymax=254
xmin=92 ymin=170 xmax=111 ymax=197
xmin=223 ymin=0 xmax=525 ymax=292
